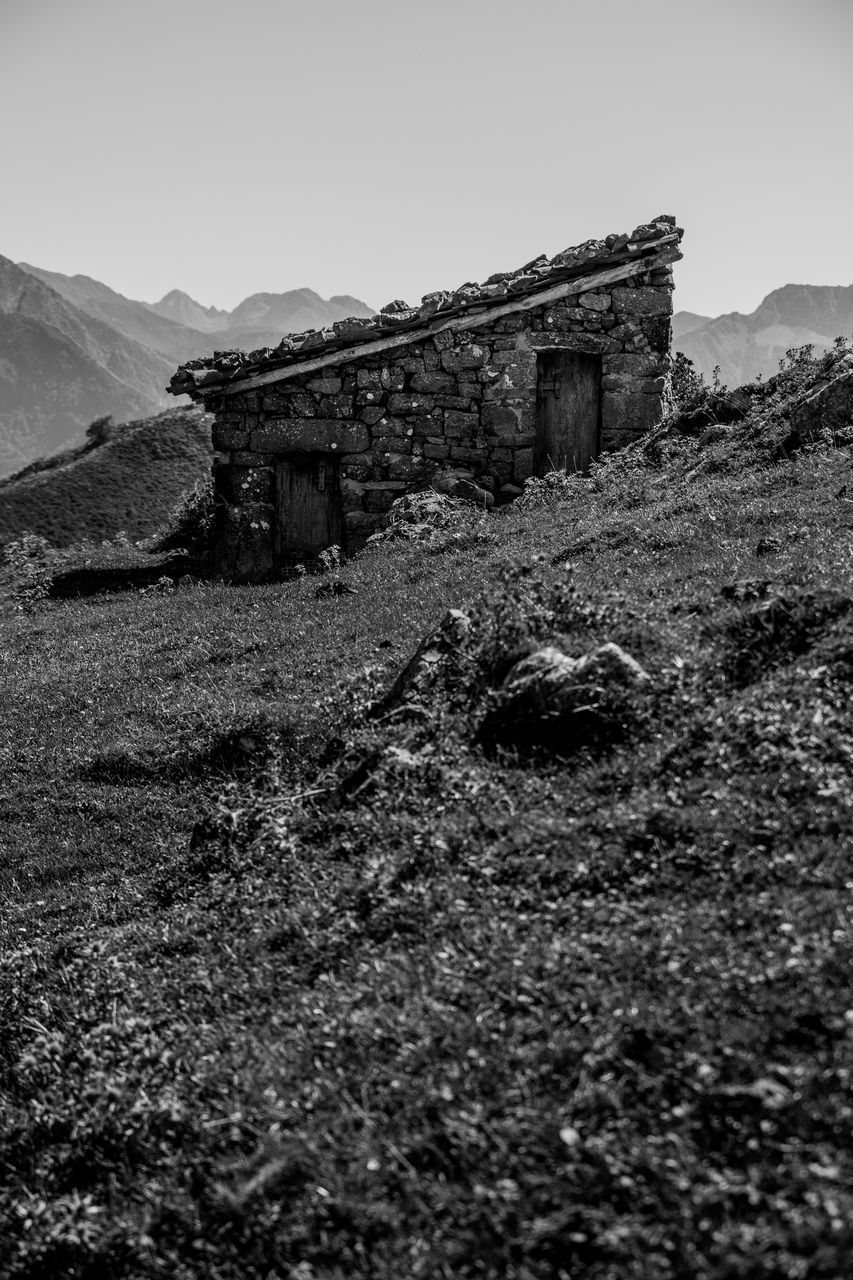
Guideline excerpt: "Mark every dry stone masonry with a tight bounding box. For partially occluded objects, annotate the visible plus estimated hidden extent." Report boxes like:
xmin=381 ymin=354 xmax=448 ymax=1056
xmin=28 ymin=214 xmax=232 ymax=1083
xmin=170 ymin=215 xmax=683 ymax=581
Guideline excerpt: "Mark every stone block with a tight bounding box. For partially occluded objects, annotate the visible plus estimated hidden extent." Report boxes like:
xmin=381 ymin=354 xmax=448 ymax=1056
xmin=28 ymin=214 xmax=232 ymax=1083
xmin=601 ymin=391 xmax=664 ymax=438
xmin=319 ymin=393 xmax=354 ymax=418
xmin=482 ymin=403 xmax=520 ymax=436
xmin=648 ymin=268 xmax=673 ymax=286
xmin=424 ymin=442 xmax=450 ymax=459
xmin=387 ymin=392 xmax=435 ymax=414
xmin=441 ymin=342 xmax=488 ymax=372
xmin=611 ymin=286 xmax=672 ymax=317
xmin=450 ymin=445 xmax=484 ymax=464
xmin=601 ymin=353 xmax=666 ymax=378
xmin=306 ymin=376 xmax=342 ymax=394
xmin=362 ymin=481 xmax=407 ymax=491
xmin=219 ymin=465 xmax=274 ymax=505
xmin=436 ymin=395 xmax=472 ymax=411
xmin=356 ymin=389 xmax=384 ymax=407
xmin=215 ymin=501 xmax=275 ymax=585
xmin=513 ymin=448 xmax=535 ymax=482
xmin=341 ymin=478 xmax=365 ymax=510
xmin=386 ymin=453 xmax=431 ymax=480
xmin=231 ymin=450 xmax=274 ymax=466
xmin=580 ymin=292 xmax=611 ymax=312
xmin=341 ymin=455 xmax=374 ymax=480
xmin=381 ymin=366 xmax=406 ymax=391
xmin=370 ymin=416 xmax=412 ymax=438
xmin=357 ymin=369 xmax=382 ymax=389
xmin=365 ymin=489 xmax=398 ymax=513
xmin=397 ymin=357 xmax=426 ymax=375
xmin=444 ymin=409 xmax=479 ymax=436
xmin=250 ymin=419 xmax=369 ymax=454
xmin=639 ymin=315 xmax=672 ymax=350
xmin=493 ymin=315 xmax=523 ymax=333
xmin=408 ymin=415 xmax=439 ymax=440
xmin=262 ymin=388 xmax=316 ymax=415
xmin=360 ymin=406 xmax=385 ymax=426
xmin=344 ymin=511 xmax=386 ymax=531
xmin=212 ymin=423 xmax=249 ymax=450
xmin=528 ymin=332 xmax=621 ymax=355
xmin=372 ymin=436 xmax=412 ymax=454
xmin=543 ymin=305 xmax=587 ymax=327
xmin=410 ymin=371 xmax=457 ymax=394
xmin=491 ymin=348 xmax=529 ymax=368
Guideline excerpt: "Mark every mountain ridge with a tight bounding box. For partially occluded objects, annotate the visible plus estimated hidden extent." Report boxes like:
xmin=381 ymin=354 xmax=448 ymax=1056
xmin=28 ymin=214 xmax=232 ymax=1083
xmin=0 ymin=260 xmax=375 ymax=475
xmin=674 ymin=282 xmax=853 ymax=386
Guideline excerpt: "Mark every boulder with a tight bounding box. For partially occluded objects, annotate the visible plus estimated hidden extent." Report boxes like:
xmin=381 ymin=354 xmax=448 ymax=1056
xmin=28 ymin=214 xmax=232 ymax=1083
xmin=454 ymin=479 xmax=495 ymax=508
xmin=483 ymin=641 xmax=649 ymax=750
xmin=788 ymin=365 xmax=853 ymax=449
xmin=374 ymin=609 xmax=473 ymax=712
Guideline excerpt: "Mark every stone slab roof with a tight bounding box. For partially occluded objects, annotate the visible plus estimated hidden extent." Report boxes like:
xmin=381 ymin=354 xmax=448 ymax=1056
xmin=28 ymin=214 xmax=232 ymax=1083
xmin=170 ymin=215 xmax=683 ymax=399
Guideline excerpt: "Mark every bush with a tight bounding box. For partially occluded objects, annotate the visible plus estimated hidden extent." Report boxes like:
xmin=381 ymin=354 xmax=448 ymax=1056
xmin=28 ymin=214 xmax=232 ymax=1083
xmin=151 ymin=476 xmax=215 ymax=559
xmin=670 ymin=351 xmax=708 ymax=413
xmin=3 ymin=532 xmax=55 ymax=611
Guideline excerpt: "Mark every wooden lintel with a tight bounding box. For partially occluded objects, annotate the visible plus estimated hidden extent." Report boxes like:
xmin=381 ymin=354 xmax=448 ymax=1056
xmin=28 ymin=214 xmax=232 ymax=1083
xmin=201 ymin=237 xmax=682 ymax=401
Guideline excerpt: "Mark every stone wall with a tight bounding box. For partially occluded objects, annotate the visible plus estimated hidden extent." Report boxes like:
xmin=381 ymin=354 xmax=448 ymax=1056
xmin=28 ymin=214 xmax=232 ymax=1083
xmin=204 ymin=271 xmax=674 ymax=580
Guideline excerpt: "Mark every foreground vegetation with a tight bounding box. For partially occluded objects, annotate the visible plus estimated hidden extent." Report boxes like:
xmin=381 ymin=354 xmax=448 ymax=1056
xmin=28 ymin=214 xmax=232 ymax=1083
xmin=1 ymin=347 xmax=852 ymax=1278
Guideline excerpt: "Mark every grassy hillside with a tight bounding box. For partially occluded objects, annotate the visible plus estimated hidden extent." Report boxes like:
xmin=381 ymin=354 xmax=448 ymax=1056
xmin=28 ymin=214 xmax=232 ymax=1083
xmin=1 ymin=348 xmax=852 ymax=1278
xmin=0 ymin=407 xmax=213 ymax=548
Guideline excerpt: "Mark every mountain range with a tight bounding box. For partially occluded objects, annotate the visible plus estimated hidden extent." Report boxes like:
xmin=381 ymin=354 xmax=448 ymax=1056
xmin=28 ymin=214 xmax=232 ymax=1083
xmin=0 ymin=258 xmax=374 ymax=477
xmin=673 ymin=284 xmax=853 ymax=388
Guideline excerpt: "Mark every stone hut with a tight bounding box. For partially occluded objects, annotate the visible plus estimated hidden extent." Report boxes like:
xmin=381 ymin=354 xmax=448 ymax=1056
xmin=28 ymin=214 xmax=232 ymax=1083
xmin=169 ymin=215 xmax=683 ymax=581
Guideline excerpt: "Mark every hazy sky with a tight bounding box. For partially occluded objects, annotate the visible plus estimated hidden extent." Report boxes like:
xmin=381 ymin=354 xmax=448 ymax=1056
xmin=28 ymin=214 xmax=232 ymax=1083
xmin=1 ymin=0 xmax=850 ymax=318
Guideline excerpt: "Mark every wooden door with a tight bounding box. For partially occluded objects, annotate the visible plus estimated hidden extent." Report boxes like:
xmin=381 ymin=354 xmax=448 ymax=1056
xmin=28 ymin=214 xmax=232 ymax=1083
xmin=534 ymin=351 xmax=601 ymax=475
xmin=275 ymin=454 xmax=343 ymax=564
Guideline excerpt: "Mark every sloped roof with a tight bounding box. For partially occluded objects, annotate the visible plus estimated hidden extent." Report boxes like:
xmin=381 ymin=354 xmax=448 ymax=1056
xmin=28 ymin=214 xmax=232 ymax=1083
xmin=170 ymin=215 xmax=682 ymax=399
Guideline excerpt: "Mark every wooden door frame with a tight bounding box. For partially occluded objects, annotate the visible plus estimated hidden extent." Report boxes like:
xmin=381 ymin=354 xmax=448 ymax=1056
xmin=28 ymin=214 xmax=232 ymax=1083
xmin=534 ymin=349 xmax=602 ymax=475
xmin=274 ymin=452 xmax=344 ymax=567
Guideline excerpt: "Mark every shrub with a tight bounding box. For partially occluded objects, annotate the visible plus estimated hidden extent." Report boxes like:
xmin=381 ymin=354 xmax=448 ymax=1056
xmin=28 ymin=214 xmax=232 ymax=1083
xmin=3 ymin=532 xmax=55 ymax=611
xmin=151 ymin=476 xmax=215 ymax=559
xmin=84 ymin=415 xmax=114 ymax=448
xmin=670 ymin=351 xmax=708 ymax=413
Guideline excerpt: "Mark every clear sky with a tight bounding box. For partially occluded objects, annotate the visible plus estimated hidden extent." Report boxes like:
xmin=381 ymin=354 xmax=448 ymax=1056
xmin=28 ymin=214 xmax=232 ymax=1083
xmin=1 ymin=0 xmax=850 ymax=318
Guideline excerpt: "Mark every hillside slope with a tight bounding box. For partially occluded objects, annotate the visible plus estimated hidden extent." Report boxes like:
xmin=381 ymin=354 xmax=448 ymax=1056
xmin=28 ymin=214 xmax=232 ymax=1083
xmin=675 ymin=283 xmax=853 ymax=386
xmin=0 ymin=406 xmax=213 ymax=546
xmin=0 ymin=258 xmax=180 ymax=474
xmin=1 ymin=347 xmax=851 ymax=1278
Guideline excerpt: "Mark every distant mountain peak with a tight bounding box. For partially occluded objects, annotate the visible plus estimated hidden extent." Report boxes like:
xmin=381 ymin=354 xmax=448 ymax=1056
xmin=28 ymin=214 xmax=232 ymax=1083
xmin=674 ymin=282 xmax=853 ymax=387
xmin=148 ymin=290 xmax=229 ymax=332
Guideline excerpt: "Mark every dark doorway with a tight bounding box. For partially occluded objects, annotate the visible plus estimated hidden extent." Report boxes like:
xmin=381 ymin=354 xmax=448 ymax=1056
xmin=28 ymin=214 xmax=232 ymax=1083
xmin=534 ymin=351 xmax=601 ymax=475
xmin=275 ymin=454 xmax=343 ymax=565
